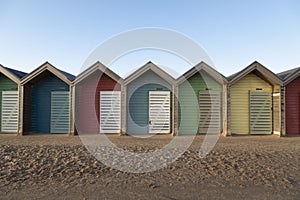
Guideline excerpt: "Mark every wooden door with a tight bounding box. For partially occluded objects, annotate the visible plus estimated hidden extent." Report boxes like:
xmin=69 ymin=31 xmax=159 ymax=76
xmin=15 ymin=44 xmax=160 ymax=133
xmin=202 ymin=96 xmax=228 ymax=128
xmin=199 ymin=91 xmax=221 ymax=134
xmin=51 ymin=91 xmax=70 ymax=133
xmin=249 ymin=92 xmax=272 ymax=134
xmin=1 ymin=91 xmax=18 ymax=132
xmin=100 ymin=91 xmax=121 ymax=133
xmin=148 ymin=91 xmax=171 ymax=134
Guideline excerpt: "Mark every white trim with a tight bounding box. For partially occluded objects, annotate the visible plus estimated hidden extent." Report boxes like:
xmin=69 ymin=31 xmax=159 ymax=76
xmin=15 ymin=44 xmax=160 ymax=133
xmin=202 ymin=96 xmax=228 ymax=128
xmin=273 ymin=131 xmax=281 ymax=135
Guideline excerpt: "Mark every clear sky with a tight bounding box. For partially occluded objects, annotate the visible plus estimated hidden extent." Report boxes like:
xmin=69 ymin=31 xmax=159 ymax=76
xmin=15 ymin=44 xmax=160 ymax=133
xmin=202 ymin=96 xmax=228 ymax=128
xmin=0 ymin=0 xmax=299 ymax=77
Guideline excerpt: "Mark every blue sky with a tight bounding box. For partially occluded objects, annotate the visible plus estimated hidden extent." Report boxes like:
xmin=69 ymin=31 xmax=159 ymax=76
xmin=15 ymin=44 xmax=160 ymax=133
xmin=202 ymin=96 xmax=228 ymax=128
xmin=0 ymin=0 xmax=299 ymax=77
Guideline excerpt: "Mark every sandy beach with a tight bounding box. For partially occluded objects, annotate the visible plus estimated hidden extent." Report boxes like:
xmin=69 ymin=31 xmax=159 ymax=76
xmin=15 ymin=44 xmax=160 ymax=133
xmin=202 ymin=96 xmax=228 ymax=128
xmin=0 ymin=134 xmax=299 ymax=199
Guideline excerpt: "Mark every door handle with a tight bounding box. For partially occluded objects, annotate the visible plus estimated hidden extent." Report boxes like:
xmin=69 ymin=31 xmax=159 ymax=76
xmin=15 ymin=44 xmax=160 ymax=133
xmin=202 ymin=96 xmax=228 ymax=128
xmin=149 ymin=120 xmax=152 ymax=125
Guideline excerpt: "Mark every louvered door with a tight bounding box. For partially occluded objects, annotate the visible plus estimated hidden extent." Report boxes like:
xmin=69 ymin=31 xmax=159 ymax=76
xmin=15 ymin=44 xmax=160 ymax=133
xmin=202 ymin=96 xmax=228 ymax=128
xmin=148 ymin=91 xmax=171 ymax=134
xmin=249 ymin=92 xmax=272 ymax=134
xmin=100 ymin=91 xmax=121 ymax=133
xmin=198 ymin=91 xmax=221 ymax=134
xmin=51 ymin=91 xmax=70 ymax=133
xmin=1 ymin=91 xmax=18 ymax=132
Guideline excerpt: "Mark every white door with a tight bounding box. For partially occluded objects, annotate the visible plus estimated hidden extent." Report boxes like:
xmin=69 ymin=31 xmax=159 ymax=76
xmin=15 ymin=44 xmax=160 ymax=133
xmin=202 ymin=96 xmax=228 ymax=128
xmin=249 ymin=92 xmax=272 ymax=134
xmin=51 ymin=91 xmax=70 ymax=133
xmin=199 ymin=91 xmax=221 ymax=134
xmin=1 ymin=91 xmax=19 ymax=132
xmin=149 ymin=91 xmax=171 ymax=134
xmin=100 ymin=91 xmax=121 ymax=133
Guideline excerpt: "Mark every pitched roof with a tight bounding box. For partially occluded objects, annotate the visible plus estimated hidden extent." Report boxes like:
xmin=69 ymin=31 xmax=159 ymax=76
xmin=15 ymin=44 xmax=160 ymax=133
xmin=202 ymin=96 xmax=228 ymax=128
xmin=277 ymin=67 xmax=300 ymax=80
xmin=227 ymin=61 xmax=282 ymax=86
xmin=4 ymin=67 xmax=27 ymax=79
xmin=277 ymin=67 xmax=300 ymax=85
xmin=58 ymin=69 xmax=75 ymax=81
xmin=0 ymin=64 xmax=27 ymax=83
xmin=227 ymin=71 xmax=239 ymax=81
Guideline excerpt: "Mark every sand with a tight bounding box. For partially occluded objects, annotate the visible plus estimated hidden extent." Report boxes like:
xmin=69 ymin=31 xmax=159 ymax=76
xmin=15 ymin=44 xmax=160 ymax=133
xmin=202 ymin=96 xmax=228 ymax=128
xmin=0 ymin=134 xmax=299 ymax=199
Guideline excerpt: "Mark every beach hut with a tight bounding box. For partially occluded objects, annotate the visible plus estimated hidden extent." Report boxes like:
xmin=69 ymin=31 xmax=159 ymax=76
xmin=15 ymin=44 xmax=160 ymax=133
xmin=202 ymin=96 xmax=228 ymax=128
xmin=74 ymin=62 xmax=122 ymax=134
xmin=123 ymin=62 xmax=175 ymax=135
xmin=227 ymin=61 xmax=282 ymax=135
xmin=176 ymin=62 xmax=227 ymax=135
xmin=21 ymin=62 xmax=75 ymax=135
xmin=0 ymin=65 xmax=26 ymax=134
xmin=278 ymin=67 xmax=300 ymax=136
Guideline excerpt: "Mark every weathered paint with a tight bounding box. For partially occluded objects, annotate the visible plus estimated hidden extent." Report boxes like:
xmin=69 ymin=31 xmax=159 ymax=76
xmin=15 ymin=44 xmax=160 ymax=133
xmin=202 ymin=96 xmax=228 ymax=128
xmin=126 ymin=70 xmax=172 ymax=134
xmin=0 ymin=73 xmax=18 ymax=132
xmin=24 ymin=70 xmax=70 ymax=133
xmin=230 ymin=73 xmax=272 ymax=134
xmin=75 ymin=71 xmax=121 ymax=134
xmin=285 ymin=76 xmax=300 ymax=135
xmin=178 ymin=72 xmax=222 ymax=135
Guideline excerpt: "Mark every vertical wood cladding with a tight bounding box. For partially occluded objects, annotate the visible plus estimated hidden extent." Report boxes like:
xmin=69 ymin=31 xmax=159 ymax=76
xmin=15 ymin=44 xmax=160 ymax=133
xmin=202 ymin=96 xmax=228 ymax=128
xmin=285 ymin=76 xmax=300 ymax=135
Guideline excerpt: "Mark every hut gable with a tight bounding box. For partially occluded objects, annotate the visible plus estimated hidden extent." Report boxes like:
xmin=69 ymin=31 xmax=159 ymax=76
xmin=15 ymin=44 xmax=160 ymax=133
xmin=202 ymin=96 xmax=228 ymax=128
xmin=228 ymin=61 xmax=282 ymax=86
xmin=74 ymin=61 xmax=122 ymax=85
xmin=124 ymin=61 xmax=175 ymax=86
xmin=177 ymin=61 xmax=227 ymax=86
xmin=21 ymin=61 xmax=74 ymax=85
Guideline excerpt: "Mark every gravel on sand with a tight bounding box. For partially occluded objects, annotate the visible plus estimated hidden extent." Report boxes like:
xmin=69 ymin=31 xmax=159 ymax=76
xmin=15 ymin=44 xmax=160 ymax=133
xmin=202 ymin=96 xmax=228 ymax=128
xmin=0 ymin=134 xmax=299 ymax=199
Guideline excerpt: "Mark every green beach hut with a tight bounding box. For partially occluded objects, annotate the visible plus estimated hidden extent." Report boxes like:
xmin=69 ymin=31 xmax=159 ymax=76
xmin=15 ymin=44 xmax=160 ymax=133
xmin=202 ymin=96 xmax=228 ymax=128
xmin=176 ymin=62 xmax=227 ymax=135
xmin=0 ymin=64 xmax=26 ymax=134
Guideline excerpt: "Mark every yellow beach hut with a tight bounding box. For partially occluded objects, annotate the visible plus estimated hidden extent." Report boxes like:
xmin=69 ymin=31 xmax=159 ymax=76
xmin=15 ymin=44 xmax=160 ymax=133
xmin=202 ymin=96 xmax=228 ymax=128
xmin=227 ymin=61 xmax=282 ymax=135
